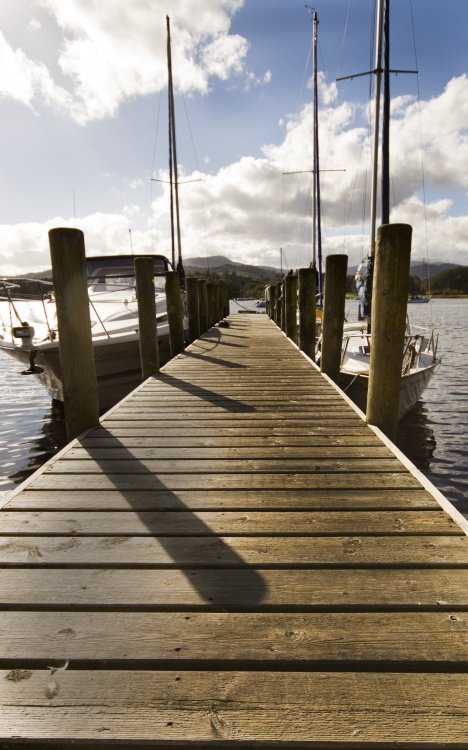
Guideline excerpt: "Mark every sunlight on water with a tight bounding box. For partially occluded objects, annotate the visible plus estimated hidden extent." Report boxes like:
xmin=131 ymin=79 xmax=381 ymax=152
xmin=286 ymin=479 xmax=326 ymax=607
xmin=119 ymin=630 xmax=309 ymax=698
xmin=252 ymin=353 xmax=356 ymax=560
xmin=0 ymin=350 xmax=66 ymax=497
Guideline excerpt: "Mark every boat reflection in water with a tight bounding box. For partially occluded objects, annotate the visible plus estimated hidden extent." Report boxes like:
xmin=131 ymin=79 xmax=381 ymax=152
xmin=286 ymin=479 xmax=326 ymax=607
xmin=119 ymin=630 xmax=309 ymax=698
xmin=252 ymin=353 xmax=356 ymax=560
xmin=396 ymin=401 xmax=437 ymax=473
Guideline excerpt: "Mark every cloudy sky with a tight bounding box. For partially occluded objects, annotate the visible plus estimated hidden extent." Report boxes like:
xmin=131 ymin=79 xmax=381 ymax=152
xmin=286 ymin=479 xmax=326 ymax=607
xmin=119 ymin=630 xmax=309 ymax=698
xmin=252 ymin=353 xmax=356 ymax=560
xmin=1 ymin=0 xmax=467 ymax=276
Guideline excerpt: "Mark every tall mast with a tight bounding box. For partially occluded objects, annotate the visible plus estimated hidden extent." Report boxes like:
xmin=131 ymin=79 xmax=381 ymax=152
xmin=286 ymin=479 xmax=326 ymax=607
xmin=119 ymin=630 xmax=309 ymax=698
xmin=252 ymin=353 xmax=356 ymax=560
xmin=369 ymin=0 xmax=385 ymax=258
xmin=381 ymin=0 xmax=390 ymax=225
xmin=166 ymin=16 xmax=184 ymax=280
xmin=312 ymin=11 xmax=323 ymax=304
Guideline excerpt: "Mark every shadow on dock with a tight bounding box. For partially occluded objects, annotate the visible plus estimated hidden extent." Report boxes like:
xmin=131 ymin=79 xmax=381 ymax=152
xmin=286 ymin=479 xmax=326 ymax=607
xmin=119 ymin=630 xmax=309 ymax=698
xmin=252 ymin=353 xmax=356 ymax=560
xmin=90 ymin=427 xmax=268 ymax=609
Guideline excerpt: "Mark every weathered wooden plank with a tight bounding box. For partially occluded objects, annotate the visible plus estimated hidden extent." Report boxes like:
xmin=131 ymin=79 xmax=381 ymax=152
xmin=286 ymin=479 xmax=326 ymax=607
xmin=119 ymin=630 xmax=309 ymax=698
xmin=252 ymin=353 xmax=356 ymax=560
xmin=1 ymin=535 xmax=466 ymax=566
xmin=1 ymin=670 xmax=468 ymax=745
xmin=95 ymin=421 xmax=370 ymax=435
xmin=1 ymin=611 xmax=467 ymax=665
xmin=130 ymin=390 xmax=346 ymax=399
xmin=26 ymin=471 xmax=423 ymax=491
xmin=6 ymin=487 xmax=439 ymax=511
xmin=78 ymin=434 xmax=384 ymax=448
xmin=113 ymin=404 xmax=354 ymax=414
xmin=102 ymin=412 xmax=363 ymax=423
xmin=44 ymin=457 xmax=404 ymax=474
xmin=66 ymin=445 xmax=396 ymax=460
xmin=1 ymin=568 xmax=467 ymax=610
xmin=1 ymin=511 xmax=456 ymax=536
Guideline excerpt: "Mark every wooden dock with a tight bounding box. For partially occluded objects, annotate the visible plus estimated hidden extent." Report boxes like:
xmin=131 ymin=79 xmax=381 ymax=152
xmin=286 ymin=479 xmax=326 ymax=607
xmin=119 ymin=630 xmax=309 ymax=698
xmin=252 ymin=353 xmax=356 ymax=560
xmin=1 ymin=314 xmax=468 ymax=748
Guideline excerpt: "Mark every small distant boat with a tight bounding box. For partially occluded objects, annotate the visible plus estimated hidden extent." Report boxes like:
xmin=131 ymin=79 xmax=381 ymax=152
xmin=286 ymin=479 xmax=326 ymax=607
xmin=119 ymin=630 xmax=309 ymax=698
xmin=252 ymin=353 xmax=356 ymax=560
xmin=0 ymin=254 xmax=176 ymax=412
xmin=408 ymin=294 xmax=430 ymax=303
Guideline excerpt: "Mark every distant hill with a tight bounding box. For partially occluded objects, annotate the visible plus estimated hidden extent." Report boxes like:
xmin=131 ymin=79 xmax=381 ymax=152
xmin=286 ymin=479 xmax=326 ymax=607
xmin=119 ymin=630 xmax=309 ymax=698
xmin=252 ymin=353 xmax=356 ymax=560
xmin=184 ymin=255 xmax=281 ymax=280
xmin=348 ymin=261 xmax=460 ymax=279
xmin=409 ymin=261 xmax=460 ymax=281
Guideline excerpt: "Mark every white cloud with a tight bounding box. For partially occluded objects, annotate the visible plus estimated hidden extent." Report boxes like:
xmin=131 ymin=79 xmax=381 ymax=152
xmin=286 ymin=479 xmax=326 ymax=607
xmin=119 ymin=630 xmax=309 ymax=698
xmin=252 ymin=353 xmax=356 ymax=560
xmin=28 ymin=19 xmax=42 ymax=33
xmin=0 ymin=0 xmax=249 ymax=123
xmin=0 ymin=31 xmax=72 ymax=111
xmin=2 ymin=75 xmax=468 ymax=274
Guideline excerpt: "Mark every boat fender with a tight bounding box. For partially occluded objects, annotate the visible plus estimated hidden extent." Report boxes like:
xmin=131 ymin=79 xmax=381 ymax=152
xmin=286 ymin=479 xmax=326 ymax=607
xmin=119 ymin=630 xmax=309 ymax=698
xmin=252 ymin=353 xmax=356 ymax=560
xmin=12 ymin=322 xmax=35 ymax=347
xmin=21 ymin=349 xmax=44 ymax=375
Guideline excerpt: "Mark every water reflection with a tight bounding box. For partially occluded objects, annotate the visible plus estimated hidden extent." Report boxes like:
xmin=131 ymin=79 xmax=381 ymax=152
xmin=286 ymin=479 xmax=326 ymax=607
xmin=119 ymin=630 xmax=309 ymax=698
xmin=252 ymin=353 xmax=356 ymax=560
xmin=0 ymin=352 xmax=67 ymax=495
xmin=6 ymin=400 xmax=67 ymax=487
xmin=396 ymin=401 xmax=437 ymax=472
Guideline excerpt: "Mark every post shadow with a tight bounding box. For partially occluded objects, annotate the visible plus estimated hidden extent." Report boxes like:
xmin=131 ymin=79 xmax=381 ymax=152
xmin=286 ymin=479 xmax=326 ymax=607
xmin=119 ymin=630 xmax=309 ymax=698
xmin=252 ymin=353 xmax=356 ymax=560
xmin=90 ymin=427 xmax=268 ymax=610
xmin=149 ymin=373 xmax=256 ymax=413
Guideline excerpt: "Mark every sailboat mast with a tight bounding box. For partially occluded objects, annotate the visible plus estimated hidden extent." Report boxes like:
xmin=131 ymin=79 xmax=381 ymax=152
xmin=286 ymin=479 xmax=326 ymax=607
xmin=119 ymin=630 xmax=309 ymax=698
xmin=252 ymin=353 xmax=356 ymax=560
xmin=166 ymin=16 xmax=184 ymax=278
xmin=369 ymin=0 xmax=385 ymax=258
xmin=167 ymin=40 xmax=175 ymax=269
xmin=381 ymin=0 xmax=390 ymax=225
xmin=312 ymin=11 xmax=323 ymax=304
xmin=311 ymin=14 xmax=317 ymax=268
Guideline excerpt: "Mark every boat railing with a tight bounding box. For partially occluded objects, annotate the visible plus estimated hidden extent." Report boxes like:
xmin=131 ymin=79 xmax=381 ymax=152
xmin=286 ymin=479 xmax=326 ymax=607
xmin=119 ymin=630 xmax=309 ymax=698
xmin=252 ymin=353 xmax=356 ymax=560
xmin=341 ymin=330 xmax=439 ymax=373
xmin=0 ymin=278 xmax=56 ymax=343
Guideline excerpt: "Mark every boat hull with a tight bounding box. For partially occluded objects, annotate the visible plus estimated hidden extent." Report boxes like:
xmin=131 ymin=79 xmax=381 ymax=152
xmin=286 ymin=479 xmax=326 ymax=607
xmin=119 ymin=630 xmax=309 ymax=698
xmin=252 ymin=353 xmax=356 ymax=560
xmin=339 ymin=361 xmax=438 ymax=420
xmin=1 ymin=328 xmax=174 ymax=414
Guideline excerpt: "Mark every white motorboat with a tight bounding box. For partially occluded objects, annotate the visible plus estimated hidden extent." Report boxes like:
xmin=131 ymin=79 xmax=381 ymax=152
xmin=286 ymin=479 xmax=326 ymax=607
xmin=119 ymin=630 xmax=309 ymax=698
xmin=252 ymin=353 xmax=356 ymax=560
xmin=0 ymin=253 xmax=178 ymax=412
xmin=339 ymin=320 xmax=440 ymax=419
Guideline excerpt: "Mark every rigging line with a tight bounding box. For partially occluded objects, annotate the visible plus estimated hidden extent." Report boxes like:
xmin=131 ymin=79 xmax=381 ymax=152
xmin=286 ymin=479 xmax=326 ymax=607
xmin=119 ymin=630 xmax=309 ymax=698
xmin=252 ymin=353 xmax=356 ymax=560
xmin=335 ymin=0 xmax=352 ymax=81
xmin=409 ymin=0 xmax=433 ymax=316
xmin=182 ymin=93 xmax=200 ymax=172
xmin=181 ymin=91 xmax=210 ymax=259
xmin=150 ymin=90 xmax=163 ymax=187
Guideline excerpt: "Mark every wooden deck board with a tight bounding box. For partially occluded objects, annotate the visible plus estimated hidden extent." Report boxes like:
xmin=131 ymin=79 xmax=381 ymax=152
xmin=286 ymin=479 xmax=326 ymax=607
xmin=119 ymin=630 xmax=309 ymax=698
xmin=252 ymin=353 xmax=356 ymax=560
xmin=1 ymin=314 xmax=467 ymax=748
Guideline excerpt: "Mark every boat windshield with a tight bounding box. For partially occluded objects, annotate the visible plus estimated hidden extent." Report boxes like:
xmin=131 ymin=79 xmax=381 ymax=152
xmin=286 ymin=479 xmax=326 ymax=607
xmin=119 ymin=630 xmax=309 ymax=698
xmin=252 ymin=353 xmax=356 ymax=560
xmin=86 ymin=255 xmax=170 ymax=280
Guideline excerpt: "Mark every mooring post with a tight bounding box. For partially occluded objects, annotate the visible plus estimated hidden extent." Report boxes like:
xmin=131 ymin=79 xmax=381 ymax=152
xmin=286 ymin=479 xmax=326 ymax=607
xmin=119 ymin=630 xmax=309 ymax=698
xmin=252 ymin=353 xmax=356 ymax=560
xmin=223 ymin=287 xmax=230 ymax=318
xmin=367 ymin=223 xmax=412 ymax=441
xmin=165 ymin=270 xmax=185 ymax=357
xmin=269 ymin=284 xmax=277 ymax=321
xmin=207 ymin=282 xmax=216 ymax=326
xmin=215 ymin=284 xmax=222 ymax=323
xmin=298 ymin=267 xmax=316 ymax=360
xmin=274 ymin=281 xmax=282 ymax=326
xmin=320 ymin=254 xmax=348 ymax=383
xmin=285 ymin=273 xmax=298 ymax=342
xmin=48 ymin=227 xmax=99 ymax=439
xmin=198 ymin=279 xmax=208 ymax=333
xmin=135 ymin=256 xmax=159 ymax=378
xmin=186 ymin=276 xmax=200 ymax=343
xmin=281 ymin=279 xmax=287 ymax=332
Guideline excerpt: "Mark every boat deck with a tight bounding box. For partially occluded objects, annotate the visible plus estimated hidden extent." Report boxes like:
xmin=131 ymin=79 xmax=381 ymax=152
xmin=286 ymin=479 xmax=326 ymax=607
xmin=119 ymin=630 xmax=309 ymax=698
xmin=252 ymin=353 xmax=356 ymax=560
xmin=1 ymin=314 xmax=468 ymax=748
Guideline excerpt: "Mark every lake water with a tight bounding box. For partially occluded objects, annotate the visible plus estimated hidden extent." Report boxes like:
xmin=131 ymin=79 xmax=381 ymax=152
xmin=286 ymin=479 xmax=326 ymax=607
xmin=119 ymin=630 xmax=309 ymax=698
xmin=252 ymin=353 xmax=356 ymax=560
xmin=1 ymin=298 xmax=467 ymax=518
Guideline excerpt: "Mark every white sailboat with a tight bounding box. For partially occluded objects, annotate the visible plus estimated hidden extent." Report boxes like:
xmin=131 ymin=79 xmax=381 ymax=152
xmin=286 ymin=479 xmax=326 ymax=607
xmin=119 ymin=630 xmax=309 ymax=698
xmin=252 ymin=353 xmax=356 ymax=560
xmin=335 ymin=0 xmax=440 ymax=419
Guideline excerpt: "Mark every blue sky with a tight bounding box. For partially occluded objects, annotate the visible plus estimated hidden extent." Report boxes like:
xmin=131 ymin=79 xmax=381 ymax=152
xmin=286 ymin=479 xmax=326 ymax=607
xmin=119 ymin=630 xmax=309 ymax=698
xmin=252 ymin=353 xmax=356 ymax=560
xmin=1 ymin=0 xmax=467 ymax=275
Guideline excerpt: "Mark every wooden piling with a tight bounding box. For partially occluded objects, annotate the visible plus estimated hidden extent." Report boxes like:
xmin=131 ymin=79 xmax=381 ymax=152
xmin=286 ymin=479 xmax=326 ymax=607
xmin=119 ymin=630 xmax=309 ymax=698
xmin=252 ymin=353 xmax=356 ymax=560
xmin=367 ymin=224 xmax=412 ymax=441
xmin=285 ymin=273 xmax=298 ymax=343
xmin=185 ymin=276 xmax=200 ymax=343
xmin=298 ymin=267 xmax=316 ymax=360
xmin=207 ymin=282 xmax=216 ymax=326
xmin=320 ymin=254 xmax=347 ymax=383
xmin=198 ymin=278 xmax=208 ymax=333
xmin=280 ymin=279 xmax=286 ymax=332
xmin=48 ymin=227 xmax=99 ymax=439
xmin=165 ymin=270 xmax=185 ymax=357
xmin=134 ymin=257 xmax=159 ymax=378
xmin=222 ymin=286 xmax=229 ymax=318
xmin=269 ymin=284 xmax=277 ymax=321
